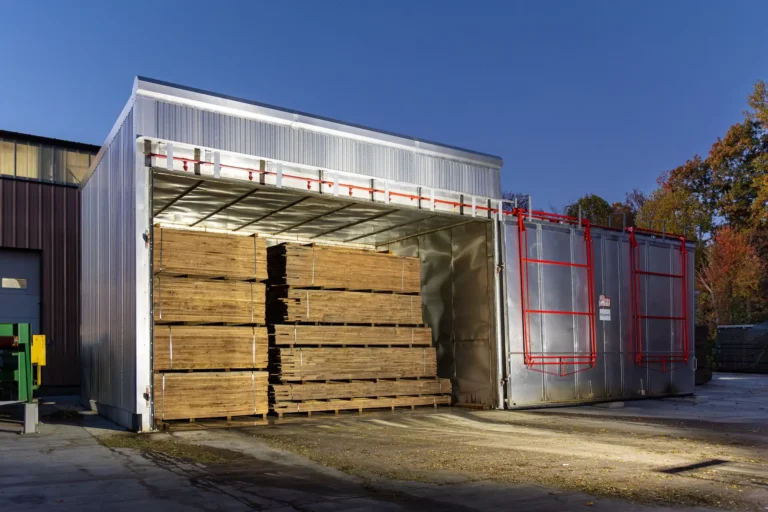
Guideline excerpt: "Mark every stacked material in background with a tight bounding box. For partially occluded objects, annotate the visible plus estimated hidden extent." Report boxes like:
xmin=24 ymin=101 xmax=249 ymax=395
xmin=152 ymin=227 xmax=269 ymax=425
xmin=267 ymin=243 xmax=451 ymax=417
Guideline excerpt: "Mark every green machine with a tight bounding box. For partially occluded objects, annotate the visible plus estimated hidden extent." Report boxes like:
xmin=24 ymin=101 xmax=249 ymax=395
xmin=0 ymin=323 xmax=46 ymax=433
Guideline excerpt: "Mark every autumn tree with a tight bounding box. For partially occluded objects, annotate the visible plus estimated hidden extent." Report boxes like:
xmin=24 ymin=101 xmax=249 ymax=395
xmin=697 ymin=227 xmax=767 ymax=325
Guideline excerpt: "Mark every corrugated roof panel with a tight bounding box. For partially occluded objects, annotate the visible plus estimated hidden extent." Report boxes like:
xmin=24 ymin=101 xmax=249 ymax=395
xmin=133 ymin=78 xmax=502 ymax=199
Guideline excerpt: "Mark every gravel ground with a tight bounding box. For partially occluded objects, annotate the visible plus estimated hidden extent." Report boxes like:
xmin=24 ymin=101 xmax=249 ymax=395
xmin=248 ymin=407 xmax=768 ymax=511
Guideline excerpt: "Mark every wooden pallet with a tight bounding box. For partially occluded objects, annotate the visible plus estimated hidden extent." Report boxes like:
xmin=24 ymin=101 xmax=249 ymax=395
xmin=268 ymin=243 xmax=421 ymax=293
xmin=154 ymin=326 xmax=268 ymax=371
xmin=154 ymin=277 xmax=266 ymax=324
xmin=271 ymin=324 xmax=432 ymax=347
xmin=154 ymin=226 xmax=268 ymax=281
xmin=269 ymin=288 xmax=423 ymax=325
xmin=271 ymin=378 xmax=452 ymax=401
xmin=276 ymin=347 xmax=438 ymax=381
xmin=273 ymin=395 xmax=451 ymax=417
xmin=154 ymin=371 xmax=268 ymax=421
xmin=156 ymin=415 xmax=268 ymax=431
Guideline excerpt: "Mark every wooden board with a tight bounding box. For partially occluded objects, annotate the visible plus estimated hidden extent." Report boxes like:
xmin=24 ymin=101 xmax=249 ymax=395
xmin=270 ymin=289 xmax=423 ymax=325
xmin=272 ymin=378 xmax=452 ymax=401
xmin=154 ymin=226 xmax=268 ymax=281
xmin=154 ymin=277 xmax=266 ymax=324
xmin=276 ymin=347 xmax=437 ymax=381
xmin=153 ymin=371 xmax=268 ymax=420
xmin=154 ymin=326 xmax=268 ymax=370
xmin=274 ymin=395 xmax=451 ymax=416
xmin=272 ymin=325 xmax=432 ymax=347
xmin=268 ymin=243 xmax=420 ymax=293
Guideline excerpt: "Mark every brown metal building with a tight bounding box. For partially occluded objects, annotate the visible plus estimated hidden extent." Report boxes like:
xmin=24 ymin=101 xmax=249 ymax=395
xmin=0 ymin=130 xmax=99 ymax=387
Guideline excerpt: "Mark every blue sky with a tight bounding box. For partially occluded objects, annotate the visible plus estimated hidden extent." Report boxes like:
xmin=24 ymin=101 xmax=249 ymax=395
xmin=0 ymin=1 xmax=766 ymax=208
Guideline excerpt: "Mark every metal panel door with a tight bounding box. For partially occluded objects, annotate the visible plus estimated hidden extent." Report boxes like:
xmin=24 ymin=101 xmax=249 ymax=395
xmin=503 ymin=214 xmax=597 ymax=406
xmin=0 ymin=249 xmax=41 ymax=335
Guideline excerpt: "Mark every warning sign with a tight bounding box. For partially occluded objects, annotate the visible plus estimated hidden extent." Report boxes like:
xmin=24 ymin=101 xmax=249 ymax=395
xmin=599 ymin=294 xmax=611 ymax=308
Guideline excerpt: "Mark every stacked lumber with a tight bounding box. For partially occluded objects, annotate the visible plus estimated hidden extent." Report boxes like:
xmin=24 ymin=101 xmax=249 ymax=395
xmin=276 ymin=348 xmax=437 ymax=381
xmin=154 ymin=372 xmax=268 ymax=421
xmin=154 ymin=227 xmax=268 ymax=281
xmin=154 ymin=326 xmax=268 ymax=371
xmin=154 ymin=277 xmax=266 ymax=324
xmin=267 ymin=243 xmax=450 ymax=417
xmin=272 ymin=325 xmax=431 ymax=347
xmin=267 ymin=243 xmax=420 ymax=292
xmin=272 ymin=378 xmax=452 ymax=401
xmin=270 ymin=288 xmax=422 ymax=325
xmin=273 ymin=395 xmax=451 ymax=416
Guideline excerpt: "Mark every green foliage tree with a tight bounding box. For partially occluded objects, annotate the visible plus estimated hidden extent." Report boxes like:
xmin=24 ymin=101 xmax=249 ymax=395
xmin=635 ymin=174 xmax=712 ymax=238
xmin=564 ymin=194 xmax=612 ymax=225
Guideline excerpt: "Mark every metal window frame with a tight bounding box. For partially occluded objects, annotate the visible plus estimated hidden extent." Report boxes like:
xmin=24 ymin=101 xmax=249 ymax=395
xmin=628 ymin=227 xmax=690 ymax=373
xmin=514 ymin=209 xmax=598 ymax=377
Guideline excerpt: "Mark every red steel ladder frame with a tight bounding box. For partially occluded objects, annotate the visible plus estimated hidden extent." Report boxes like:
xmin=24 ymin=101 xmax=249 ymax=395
xmin=628 ymin=228 xmax=690 ymax=372
xmin=514 ymin=209 xmax=598 ymax=376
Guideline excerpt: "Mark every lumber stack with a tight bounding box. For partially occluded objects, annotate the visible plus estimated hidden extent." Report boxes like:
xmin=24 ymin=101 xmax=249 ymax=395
xmin=154 ymin=226 xmax=268 ymax=281
xmin=277 ymin=348 xmax=437 ymax=381
xmin=154 ymin=326 xmax=268 ymax=371
xmin=272 ymin=378 xmax=452 ymax=401
xmin=154 ymin=277 xmax=266 ymax=324
xmin=269 ymin=288 xmax=421 ymax=324
xmin=272 ymin=325 xmax=432 ymax=347
xmin=268 ymin=243 xmax=420 ymax=292
xmin=267 ymin=243 xmax=451 ymax=417
xmin=152 ymin=227 xmax=270 ymax=425
xmin=154 ymin=372 xmax=268 ymax=421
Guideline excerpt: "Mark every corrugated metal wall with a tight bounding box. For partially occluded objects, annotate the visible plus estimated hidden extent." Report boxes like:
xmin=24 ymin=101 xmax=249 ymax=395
xmin=0 ymin=178 xmax=79 ymax=386
xmin=80 ymin=107 xmax=137 ymax=415
xmin=135 ymin=96 xmax=502 ymax=198
xmin=503 ymin=220 xmax=696 ymax=406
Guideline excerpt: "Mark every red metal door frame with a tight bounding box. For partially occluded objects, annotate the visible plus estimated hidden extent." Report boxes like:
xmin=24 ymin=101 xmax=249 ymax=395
xmin=628 ymin=228 xmax=690 ymax=372
xmin=514 ymin=209 xmax=597 ymax=376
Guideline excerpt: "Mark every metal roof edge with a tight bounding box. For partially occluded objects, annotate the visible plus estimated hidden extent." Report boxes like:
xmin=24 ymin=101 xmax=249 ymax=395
xmin=80 ymin=86 xmax=137 ymax=189
xmin=0 ymin=129 xmax=100 ymax=154
xmin=134 ymin=76 xmax=503 ymax=169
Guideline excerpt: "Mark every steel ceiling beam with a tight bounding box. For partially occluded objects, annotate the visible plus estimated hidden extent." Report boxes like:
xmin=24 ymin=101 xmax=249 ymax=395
xmin=233 ymin=196 xmax=311 ymax=232
xmin=153 ymin=179 xmax=204 ymax=217
xmin=342 ymin=214 xmax=437 ymax=243
xmin=310 ymin=209 xmax=396 ymax=239
xmin=190 ymin=187 xmax=260 ymax=227
xmin=270 ymin=203 xmax=355 ymax=236
xmin=375 ymin=219 xmax=480 ymax=247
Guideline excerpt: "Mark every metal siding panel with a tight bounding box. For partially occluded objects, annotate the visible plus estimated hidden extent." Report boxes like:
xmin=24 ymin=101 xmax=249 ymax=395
xmin=0 ymin=178 xmax=80 ymax=386
xmin=504 ymin=217 xmax=696 ymax=407
xmin=139 ymin=98 xmax=501 ymax=198
xmin=80 ymin=107 xmax=137 ymax=417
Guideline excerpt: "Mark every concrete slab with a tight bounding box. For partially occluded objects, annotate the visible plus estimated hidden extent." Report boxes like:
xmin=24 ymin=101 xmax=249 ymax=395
xmin=0 ymin=398 xmax=720 ymax=512
xmin=533 ymin=373 xmax=768 ymax=425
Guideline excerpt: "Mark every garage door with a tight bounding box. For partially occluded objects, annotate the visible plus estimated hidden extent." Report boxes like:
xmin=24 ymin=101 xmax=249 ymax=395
xmin=0 ymin=250 xmax=41 ymax=335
